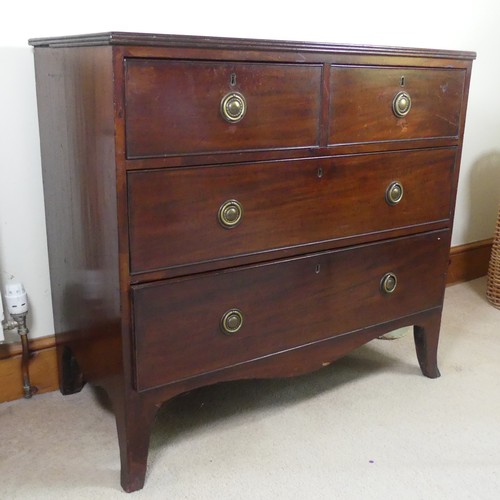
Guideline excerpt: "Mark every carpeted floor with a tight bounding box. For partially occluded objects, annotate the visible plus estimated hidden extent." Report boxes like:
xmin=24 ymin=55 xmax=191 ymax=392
xmin=1 ymin=277 xmax=499 ymax=499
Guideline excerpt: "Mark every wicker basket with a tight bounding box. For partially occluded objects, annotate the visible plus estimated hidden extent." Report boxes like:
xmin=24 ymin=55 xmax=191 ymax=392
xmin=486 ymin=204 xmax=500 ymax=308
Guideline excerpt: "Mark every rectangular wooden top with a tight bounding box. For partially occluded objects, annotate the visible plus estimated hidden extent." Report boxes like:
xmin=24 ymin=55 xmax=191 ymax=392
xmin=28 ymin=31 xmax=476 ymax=60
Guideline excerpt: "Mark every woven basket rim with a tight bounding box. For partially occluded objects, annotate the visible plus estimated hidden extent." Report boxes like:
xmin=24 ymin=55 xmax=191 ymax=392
xmin=486 ymin=207 xmax=500 ymax=307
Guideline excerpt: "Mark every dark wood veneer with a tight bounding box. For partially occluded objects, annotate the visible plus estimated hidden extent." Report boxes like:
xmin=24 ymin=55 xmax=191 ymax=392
xmin=30 ymin=32 xmax=475 ymax=492
xmin=125 ymin=59 xmax=322 ymax=158
xmin=29 ymin=32 xmax=476 ymax=61
xmin=330 ymin=66 xmax=466 ymax=144
xmin=128 ymin=149 xmax=455 ymax=274
xmin=133 ymin=230 xmax=449 ymax=391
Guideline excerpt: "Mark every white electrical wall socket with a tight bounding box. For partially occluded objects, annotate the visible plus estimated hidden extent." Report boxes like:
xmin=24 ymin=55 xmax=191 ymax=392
xmin=5 ymin=282 xmax=28 ymax=315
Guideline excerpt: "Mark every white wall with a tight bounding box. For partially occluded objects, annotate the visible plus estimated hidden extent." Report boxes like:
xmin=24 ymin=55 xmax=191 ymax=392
xmin=1 ymin=0 xmax=499 ymax=339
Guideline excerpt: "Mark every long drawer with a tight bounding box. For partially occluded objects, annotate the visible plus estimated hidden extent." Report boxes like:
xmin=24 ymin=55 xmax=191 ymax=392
xmin=124 ymin=59 xmax=322 ymax=158
xmin=132 ymin=230 xmax=450 ymax=391
xmin=329 ymin=66 xmax=466 ymax=144
xmin=128 ymin=148 xmax=455 ymax=274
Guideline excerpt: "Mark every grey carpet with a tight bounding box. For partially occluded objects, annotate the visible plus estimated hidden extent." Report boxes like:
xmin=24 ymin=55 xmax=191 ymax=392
xmin=1 ymin=277 xmax=499 ymax=499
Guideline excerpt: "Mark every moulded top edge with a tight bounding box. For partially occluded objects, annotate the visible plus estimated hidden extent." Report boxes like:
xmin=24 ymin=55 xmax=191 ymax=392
xmin=28 ymin=31 xmax=477 ymax=61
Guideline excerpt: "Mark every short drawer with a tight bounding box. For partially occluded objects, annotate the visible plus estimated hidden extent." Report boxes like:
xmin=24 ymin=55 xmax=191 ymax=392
xmin=124 ymin=59 xmax=322 ymax=158
xmin=132 ymin=230 xmax=449 ymax=390
xmin=128 ymin=148 xmax=455 ymax=274
xmin=329 ymin=66 xmax=466 ymax=144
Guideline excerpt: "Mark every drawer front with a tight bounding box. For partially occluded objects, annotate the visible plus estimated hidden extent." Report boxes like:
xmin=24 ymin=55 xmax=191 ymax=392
xmin=329 ymin=66 xmax=466 ymax=144
xmin=125 ymin=59 xmax=322 ymax=158
xmin=128 ymin=148 xmax=455 ymax=274
xmin=133 ymin=230 xmax=449 ymax=390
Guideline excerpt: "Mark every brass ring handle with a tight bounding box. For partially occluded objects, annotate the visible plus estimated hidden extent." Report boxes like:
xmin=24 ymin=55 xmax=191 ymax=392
xmin=380 ymin=272 xmax=398 ymax=294
xmin=392 ymin=91 xmax=412 ymax=117
xmin=220 ymin=92 xmax=247 ymax=123
xmin=385 ymin=181 xmax=404 ymax=206
xmin=220 ymin=309 xmax=244 ymax=335
xmin=218 ymin=199 xmax=243 ymax=229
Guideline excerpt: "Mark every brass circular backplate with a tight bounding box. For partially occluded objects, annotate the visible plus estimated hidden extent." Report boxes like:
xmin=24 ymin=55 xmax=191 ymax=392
xmin=392 ymin=91 xmax=412 ymax=117
xmin=220 ymin=309 xmax=244 ymax=335
xmin=220 ymin=92 xmax=247 ymax=123
xmin=380 ymin=272 xmax=398 ymax=294
xmin=385 ymin=181 xmax=404 ymax=205
xmin=218 ymin=199 xmax=243 ymax=228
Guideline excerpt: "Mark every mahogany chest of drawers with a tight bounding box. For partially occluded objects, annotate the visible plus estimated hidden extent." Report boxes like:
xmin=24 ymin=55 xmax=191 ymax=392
xmin=30 ymin=32 xmax=475 ymax=492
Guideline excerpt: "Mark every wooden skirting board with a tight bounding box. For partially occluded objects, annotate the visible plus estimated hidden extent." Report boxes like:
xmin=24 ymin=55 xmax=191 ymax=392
xmin=0 ymin=336 xmax=58 ymax=403
xmin=0 ymin=239 xmax=493 ymax=404
xmin=447 ymin=238 xmax=493 ymax=285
